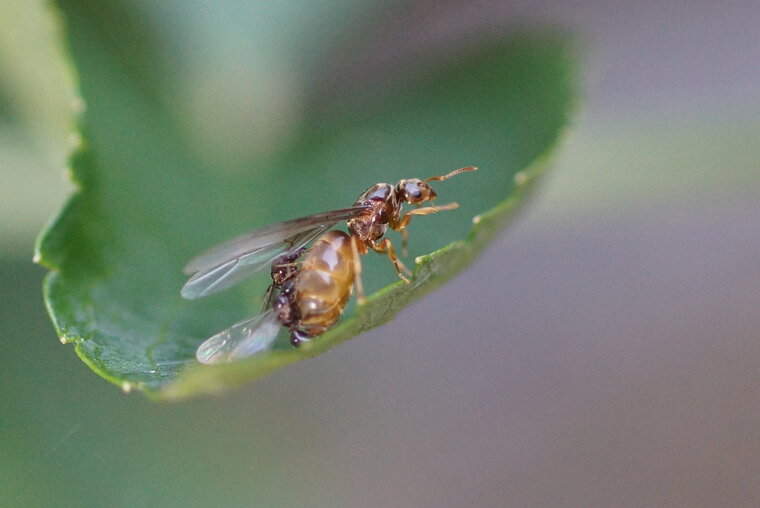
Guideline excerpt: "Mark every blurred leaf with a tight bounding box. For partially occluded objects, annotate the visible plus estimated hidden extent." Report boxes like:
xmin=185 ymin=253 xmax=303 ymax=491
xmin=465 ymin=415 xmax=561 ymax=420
xmin=37 ymin=0 xmax=576 ymax=399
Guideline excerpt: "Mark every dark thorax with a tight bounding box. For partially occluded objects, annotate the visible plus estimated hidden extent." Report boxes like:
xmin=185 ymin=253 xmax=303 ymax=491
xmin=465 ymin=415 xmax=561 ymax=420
xmin=348 ymin=183 xmax=399 ymax=250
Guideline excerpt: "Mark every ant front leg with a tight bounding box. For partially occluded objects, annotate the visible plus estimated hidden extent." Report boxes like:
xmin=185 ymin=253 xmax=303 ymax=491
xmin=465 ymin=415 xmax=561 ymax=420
xmin=372 ymin=238 xmax=412 ymax=283
xmin=394 ymin=202 xmax=460 ymax=255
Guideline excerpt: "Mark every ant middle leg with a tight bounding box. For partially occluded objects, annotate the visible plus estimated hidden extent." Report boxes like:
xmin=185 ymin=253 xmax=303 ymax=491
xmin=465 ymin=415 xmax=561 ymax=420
xmin=372 ymin=238 xmax=412 ymax=283
xmin=350 ymin=235 xmax=366 ymax=304
xmin=400 ymin=228 xmax=409 ymax=256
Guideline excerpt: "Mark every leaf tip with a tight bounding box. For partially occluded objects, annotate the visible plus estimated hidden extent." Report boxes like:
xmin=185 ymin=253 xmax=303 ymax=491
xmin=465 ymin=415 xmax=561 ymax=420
xmin=33 ymin=230 xmax=55 ymax=270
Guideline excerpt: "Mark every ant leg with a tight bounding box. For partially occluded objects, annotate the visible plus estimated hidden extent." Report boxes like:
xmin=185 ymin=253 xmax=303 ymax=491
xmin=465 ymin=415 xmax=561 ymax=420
xmin=394 ymin=202 xmax=460 ymax=255
xmin=260 ymin=284 xmax=275 ymax=311
xmin=373 ymin=238 xmax=412 ymax=283
xmin=400 ymin=228 xmax=409 ymax=257
xmin=290 ymin=329 xmax=312 ymax=347
xmin=395 ymin=214 xmax=414 ymax=256
xmin=406 ymin=202 xmax=460 ymax=217
xmin=395 ymin=202 xmax=460 ymax=229
xmin=350 ymin=236 xmax=366 ymax=305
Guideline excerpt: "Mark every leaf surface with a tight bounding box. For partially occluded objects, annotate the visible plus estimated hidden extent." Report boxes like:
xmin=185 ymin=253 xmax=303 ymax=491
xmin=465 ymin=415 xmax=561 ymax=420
xmin=38 ymin=1 xmax=577 ymax=399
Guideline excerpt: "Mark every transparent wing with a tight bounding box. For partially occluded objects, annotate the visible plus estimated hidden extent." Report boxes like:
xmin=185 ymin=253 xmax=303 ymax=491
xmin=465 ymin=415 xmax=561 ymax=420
xmin=183 ymin=206 xmax=367 ymax=275
xmin=181 ymin=206 xmax=367 ymax=299
xmin=181 ymin=225 xmax=328 ymax=299
xmin=195 ymin=310 xmax=282 ymax=364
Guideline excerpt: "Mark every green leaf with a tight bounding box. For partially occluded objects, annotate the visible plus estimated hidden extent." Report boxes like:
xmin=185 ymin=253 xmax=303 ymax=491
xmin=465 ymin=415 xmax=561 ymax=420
xmin=37 ymin=1 xmax=577 ymax=400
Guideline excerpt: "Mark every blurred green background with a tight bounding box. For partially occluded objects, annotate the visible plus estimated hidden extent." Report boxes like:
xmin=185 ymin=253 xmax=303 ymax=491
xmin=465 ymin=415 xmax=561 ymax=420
xmin=2 ymin=1 xmax=759 ymax=506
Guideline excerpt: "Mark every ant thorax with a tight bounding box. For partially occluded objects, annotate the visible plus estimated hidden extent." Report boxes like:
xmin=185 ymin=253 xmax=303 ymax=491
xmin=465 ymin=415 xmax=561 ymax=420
xmin=348 ymin=183 xmax=399 ymax=244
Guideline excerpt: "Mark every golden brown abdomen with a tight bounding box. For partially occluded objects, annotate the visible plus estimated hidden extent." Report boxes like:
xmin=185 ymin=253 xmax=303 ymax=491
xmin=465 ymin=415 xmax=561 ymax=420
xmin=294 ymin=230 xmax=355 ymax=336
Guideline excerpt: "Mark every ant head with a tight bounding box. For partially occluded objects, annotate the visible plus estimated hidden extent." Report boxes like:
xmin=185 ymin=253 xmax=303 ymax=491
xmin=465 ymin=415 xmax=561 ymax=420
xmin=395 ymin=166 xmax=477 ymax=205
xmin=396 ymin=178 xmax=436 ymax=205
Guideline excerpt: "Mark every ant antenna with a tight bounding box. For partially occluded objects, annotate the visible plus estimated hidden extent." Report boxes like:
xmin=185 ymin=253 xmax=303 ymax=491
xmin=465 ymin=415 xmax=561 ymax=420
xmin=423 ymin=166 xmax=478 ymax=184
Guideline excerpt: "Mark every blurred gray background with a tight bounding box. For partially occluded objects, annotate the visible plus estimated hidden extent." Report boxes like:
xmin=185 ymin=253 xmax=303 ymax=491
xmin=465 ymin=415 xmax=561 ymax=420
xmin=1 ymin=1 xmax=759 ymax=506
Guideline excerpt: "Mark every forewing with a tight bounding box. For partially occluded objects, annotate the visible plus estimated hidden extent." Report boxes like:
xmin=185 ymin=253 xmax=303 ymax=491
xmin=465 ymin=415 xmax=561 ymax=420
xmin=195 ymin=310 xmax=282 ymax=364
xmin=183 ymin=206 xmax=367 ymax=275
xmin=181 ymin=206 xmax=367 ymax=300
xmin=181 ymin=225 xmax=329 ymax=299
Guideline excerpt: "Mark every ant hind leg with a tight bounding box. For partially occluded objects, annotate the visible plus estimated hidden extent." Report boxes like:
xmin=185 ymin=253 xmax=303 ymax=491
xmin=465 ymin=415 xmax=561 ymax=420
xmin=290 ymin=329 xmax=312 ymax=347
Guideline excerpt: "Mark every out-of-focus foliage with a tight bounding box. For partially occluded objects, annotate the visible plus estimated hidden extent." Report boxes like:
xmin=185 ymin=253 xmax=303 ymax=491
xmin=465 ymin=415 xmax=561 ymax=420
xmin=0 ymin=2 xmax=74 ymax=254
